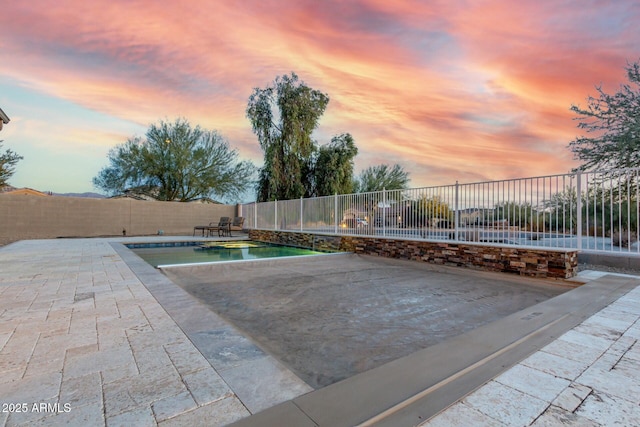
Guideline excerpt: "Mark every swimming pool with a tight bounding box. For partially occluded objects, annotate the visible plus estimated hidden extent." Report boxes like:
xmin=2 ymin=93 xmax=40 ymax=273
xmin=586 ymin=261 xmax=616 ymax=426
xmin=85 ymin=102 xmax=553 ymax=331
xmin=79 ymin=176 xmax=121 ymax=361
xmin=127 ymin=240 xmax=336 ymax=268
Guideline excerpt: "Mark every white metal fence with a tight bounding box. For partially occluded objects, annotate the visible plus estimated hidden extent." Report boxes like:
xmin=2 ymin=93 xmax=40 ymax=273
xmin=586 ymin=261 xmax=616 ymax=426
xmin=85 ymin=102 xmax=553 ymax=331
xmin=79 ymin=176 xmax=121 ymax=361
xmin=241 ymin=168 xmax=640 ymax=254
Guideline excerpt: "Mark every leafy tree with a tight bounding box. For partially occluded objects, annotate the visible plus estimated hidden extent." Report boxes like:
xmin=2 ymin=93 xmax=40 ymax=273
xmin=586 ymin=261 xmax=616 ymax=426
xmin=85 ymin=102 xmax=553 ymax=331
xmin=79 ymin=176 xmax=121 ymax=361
xmin=569 ymin=60 xmax=640 ymax=171
xmin=247 ymin=72 xmax=329 ymax=201
xmin=93 ymin=118 xmax=255 ymax=202
xmin=312 ymin=133 xmax=358 ymax=196
xmin=353 ymin=164 xmax=410 ymax=193
xmin=495 ymin=201 xmax=536 ymax=229
xmin=420 ymin=195 xmax=453 ymax=220
xmin=541 ymin=188 xmax=579 ymax=233
xmin=578 ymin=185 xmax=638 ymax=236
xmin=0 ymin=141 xmax=23 ymax=187
xmin=402 ymin=195 xmax=452 ymax=227
xmin=541 ymin=184 xmax=640 ymax=237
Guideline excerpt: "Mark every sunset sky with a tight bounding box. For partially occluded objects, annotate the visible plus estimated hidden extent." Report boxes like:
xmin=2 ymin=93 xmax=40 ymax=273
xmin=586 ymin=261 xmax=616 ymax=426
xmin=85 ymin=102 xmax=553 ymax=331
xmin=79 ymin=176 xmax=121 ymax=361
xmin=1 ymin=1 xmax=638 ymax=201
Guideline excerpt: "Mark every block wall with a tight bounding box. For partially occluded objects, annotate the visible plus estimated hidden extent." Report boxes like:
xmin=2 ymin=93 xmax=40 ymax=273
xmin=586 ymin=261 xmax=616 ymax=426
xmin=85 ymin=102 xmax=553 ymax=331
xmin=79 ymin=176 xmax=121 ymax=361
xmin=0 ymin=194 xmax=236 ymax=245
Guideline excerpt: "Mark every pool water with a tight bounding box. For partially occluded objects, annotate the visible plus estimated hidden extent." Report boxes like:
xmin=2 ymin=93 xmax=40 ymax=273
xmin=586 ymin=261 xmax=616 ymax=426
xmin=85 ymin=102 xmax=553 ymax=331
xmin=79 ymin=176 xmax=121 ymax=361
xmin=129 ymin=241 xmax=330 ymax=267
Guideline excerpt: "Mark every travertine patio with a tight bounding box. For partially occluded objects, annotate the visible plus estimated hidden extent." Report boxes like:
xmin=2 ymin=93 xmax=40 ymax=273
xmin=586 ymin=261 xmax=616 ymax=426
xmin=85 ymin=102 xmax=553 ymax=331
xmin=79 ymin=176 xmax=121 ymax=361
xmin=1 ymin=237 xmax=639 ymax=426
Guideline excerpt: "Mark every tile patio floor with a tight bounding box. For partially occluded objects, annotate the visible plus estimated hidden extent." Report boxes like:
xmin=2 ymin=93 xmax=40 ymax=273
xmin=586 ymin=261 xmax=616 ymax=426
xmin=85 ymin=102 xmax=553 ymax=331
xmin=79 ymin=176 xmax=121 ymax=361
xmin=420 ymin=275 xmax=640 ymax=427
xmin=1 ymin=237 xmax=639 ymax=426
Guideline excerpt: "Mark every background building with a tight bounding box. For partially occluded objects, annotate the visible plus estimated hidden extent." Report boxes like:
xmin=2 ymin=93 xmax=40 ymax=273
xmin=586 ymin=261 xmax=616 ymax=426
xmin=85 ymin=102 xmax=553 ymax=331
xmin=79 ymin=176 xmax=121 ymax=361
xmin=0 ymin=107 xmax=9 ymax=131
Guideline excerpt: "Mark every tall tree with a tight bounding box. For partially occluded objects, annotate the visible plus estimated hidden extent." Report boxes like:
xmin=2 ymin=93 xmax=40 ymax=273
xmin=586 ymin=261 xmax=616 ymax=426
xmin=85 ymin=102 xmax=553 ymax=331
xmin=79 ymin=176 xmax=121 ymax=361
xmin=0 ymin=141 xmax=23 ymax=187
xmin=93 ymin=118 xmax=255 ymax=202
xmin=353 ymin=164 xmax=410 ymax=193
xmin=569 ymin=60 xmax=640 ymax=171
xmin=247 ymin=72 xmax=329 ymax=201
xmin=312 ymin=133 xmax=358 ymax=196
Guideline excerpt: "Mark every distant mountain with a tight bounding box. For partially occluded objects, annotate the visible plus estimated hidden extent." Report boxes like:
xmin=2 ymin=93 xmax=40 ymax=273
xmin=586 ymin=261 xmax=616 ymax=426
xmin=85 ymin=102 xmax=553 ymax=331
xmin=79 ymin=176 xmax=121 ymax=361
xmin=53 ymin=192 xmax=106 ymax=199
xmin=0 ymin=186 xmax=107 ymax=198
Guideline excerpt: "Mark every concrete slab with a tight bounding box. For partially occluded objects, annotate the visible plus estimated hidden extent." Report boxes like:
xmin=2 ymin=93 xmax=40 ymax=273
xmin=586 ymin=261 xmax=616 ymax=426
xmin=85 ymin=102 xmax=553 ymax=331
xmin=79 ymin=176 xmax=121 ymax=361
xmin=228 ymin=274 xmax=638 ymax=427
xmin=163 ymin=254 xmax=568 ymax=389
xmin=579 ymin=252 xmax=640 ymax=270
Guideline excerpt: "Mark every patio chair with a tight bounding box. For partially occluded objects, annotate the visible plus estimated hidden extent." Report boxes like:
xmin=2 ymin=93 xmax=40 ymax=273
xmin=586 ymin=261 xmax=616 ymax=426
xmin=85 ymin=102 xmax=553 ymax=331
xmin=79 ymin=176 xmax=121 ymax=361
xmin=207 ymin=217 xmax=232 ymax=237
xmin=194 ymin=217 xmax=229 ymax=237
xmin=228 ymin=217 xmax=245 ymax=237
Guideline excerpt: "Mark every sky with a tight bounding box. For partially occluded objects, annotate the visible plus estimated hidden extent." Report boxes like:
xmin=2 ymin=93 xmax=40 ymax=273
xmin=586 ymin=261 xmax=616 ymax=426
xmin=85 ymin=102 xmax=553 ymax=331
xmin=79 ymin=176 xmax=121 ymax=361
xmin=1 ymin=0 xmax=639 ymax=201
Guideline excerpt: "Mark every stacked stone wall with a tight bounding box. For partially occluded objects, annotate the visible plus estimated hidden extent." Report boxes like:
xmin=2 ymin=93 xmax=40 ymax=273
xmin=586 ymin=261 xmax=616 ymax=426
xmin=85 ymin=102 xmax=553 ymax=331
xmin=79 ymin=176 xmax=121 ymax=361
xmin=248 ymin=229 xmax=577 ymax=279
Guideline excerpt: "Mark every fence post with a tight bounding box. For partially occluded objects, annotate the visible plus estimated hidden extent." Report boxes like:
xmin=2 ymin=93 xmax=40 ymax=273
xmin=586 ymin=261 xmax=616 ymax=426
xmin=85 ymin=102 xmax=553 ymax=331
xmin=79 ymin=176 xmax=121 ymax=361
xmin=275 ymin=200 xmax=278 ymax=231
xmin=382 ymin=188 xmax=386 ymax=237
xmin=334 ymin=194 xmax=338 ymax=234
xmin=576 ymin=172 xmax=582 ymax=250
xmin=454 ymin=181 xmax=460 ymax=241
xmin=300 ymin=196 xmax=304 ymax=232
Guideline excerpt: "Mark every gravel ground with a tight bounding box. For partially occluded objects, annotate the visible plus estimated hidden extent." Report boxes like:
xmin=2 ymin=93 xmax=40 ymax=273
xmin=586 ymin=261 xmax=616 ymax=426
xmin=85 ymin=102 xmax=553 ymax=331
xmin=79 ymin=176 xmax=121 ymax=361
xmin=578 ymin=263 xmax=640 ymax=276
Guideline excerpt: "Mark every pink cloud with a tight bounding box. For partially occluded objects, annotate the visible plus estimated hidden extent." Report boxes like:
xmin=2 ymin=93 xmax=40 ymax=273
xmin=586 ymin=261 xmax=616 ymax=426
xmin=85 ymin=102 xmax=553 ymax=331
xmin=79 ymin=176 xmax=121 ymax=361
xmin=1 ymin=0 xmax=639 ymax=195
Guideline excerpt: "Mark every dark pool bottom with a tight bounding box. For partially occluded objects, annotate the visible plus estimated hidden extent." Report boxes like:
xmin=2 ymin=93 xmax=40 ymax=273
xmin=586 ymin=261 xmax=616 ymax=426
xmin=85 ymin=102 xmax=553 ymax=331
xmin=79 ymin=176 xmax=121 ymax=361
xmin=163 ymin=254 xmax=569 ymax=389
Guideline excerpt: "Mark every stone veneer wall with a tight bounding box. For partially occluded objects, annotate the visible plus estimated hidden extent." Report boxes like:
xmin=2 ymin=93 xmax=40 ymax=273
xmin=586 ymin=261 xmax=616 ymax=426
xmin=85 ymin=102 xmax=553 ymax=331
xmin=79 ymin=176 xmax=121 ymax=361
xmin=248 ymin=229 xmax=578 ymax=279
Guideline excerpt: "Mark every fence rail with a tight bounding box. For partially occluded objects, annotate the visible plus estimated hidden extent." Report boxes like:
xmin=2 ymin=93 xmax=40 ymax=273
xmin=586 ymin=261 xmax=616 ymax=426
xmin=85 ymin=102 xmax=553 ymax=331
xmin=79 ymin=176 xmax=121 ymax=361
xmin=241 ymin=168 xmax=640 ymax=254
